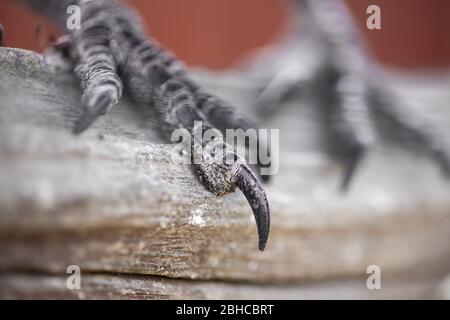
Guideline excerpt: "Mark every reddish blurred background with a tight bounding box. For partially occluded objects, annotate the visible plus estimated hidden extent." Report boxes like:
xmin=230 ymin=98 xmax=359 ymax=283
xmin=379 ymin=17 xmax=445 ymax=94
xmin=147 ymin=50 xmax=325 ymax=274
xmin=1 ymin=0 xmax=449 ymax=70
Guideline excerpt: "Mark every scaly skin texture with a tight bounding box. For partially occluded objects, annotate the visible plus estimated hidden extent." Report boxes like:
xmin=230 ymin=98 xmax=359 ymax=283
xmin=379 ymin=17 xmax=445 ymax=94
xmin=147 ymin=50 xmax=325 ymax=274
xmin=21 ymin=0 xmax=270 ymax=251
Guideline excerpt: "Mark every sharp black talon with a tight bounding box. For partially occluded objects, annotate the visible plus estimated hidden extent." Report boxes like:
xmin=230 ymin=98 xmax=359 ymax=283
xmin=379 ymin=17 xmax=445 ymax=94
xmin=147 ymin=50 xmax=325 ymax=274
xmin=73 ymin=92 xmax=113 ymax=134
xmin=339 ymin=147 xmax=365 ymax=192
xmin=234 ymin=164 xmax=270 ymax=251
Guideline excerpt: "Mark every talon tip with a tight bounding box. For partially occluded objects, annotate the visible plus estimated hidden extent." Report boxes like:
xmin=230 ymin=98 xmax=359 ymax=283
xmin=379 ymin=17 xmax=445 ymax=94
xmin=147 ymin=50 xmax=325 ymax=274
xmin=259 ymin=239 xmax=267 ymax=251
xmin=234 ymin=165 xmax=270 ymax=251
xmin=72 ymin=92 xmax=113 ymax=134
xmin=339 ymin=146 xmax=365 ymax=192
xmin=73 ymin=116 xmax=92 ymax=134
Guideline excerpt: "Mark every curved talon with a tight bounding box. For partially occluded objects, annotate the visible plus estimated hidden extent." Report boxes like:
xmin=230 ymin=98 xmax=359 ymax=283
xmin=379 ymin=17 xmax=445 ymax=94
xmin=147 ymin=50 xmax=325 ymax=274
xmin=234 ymin=164 xmax=270 ymax=251
xmin=73 ymin=91 xmax=114 ymax=134
xmin=339 ymin=146 xmax=365 ymax=192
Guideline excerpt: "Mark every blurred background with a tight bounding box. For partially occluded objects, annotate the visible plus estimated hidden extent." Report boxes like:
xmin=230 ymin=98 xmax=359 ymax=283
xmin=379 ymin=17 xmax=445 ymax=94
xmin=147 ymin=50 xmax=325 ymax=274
xmin=1 ymin=0 xmax=450 ymax=70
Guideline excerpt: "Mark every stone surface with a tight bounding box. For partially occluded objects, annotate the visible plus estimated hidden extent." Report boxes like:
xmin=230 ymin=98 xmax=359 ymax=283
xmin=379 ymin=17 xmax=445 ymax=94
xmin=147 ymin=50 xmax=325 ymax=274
xmin=1 ymin=47 xmax=450 ymax=298
xmin=0 ymin=273 xmax=443 ymax=299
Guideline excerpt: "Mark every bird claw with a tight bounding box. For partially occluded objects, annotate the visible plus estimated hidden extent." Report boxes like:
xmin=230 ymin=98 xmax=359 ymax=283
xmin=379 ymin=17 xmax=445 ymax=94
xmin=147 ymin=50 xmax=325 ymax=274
xmin=234 ymin=164 xmax=270 ymax=251
xmin=339 ymin=146 xmax=365 ymax=192
xmin=25 ymin=0 xmax=271 ymax=250
xmin=193 ymin=137 xmax=270 ymax=251
xmin=73 ymin=90 xmax=115 ymax=134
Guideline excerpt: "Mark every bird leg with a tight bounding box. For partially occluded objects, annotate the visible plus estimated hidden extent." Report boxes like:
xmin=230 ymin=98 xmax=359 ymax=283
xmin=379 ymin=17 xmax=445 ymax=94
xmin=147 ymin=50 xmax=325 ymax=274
xmin=23 ymin=0 xmax=271 ymax=250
